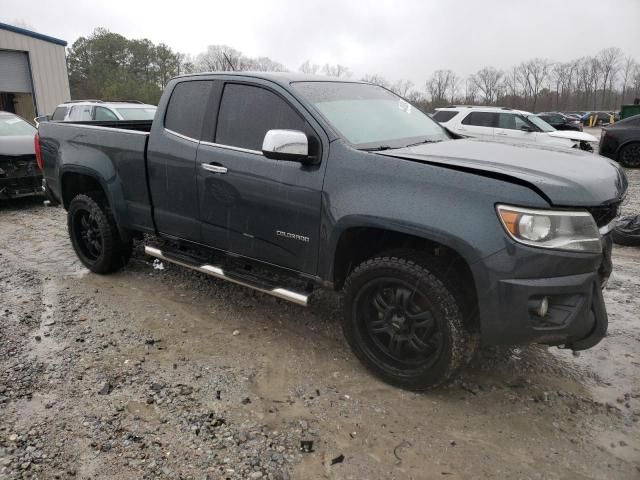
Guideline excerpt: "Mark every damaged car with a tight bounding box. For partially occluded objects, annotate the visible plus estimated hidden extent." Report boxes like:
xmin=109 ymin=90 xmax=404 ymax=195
xmin=0 ymin=112 xmax=41 ymax=200
xmin=434 ymin=106 xmax=598 ymax=151
xmin=38 ymin=74 xmax=627 ymax=390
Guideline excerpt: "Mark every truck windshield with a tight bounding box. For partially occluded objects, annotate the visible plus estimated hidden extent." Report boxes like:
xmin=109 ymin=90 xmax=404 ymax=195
xmin=114 ymin=107 xmax=157 ymax=121
xmin=293 ymin=82 xmax=450 ymax=150
xmin=0 ymin=114 xmax=36 ymax=136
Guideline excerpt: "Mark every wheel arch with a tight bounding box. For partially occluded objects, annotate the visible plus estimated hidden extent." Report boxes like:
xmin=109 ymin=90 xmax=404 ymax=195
xmin=60 ymin=167 xmax=130 ymax=241
xmin=616 ymin=139 xmax=640 ymax=157
xmin=328 ymin=221 xmax=480 ymax=331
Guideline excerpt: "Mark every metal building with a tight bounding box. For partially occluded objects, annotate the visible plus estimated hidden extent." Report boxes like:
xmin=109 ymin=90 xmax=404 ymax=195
xmin=0 ymin=22 xmax=70 ymax=122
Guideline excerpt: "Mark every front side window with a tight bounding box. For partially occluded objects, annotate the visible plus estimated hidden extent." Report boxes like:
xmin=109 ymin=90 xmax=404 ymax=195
xmin=497 ymin=113 xmax=530 ymax=130
xmin=94 ymin=107 xmax=119 ymax=121
xmin=461 ymin=111 xmax=497 ymax=127
xmin=0 ymin=114 xmax=36 ymax=136
xmin=293 ymin=82 xmax=448 ymax=149
xmin=164 ymin=80 xmax=213 ymax=139
xmin=115 ymin=107 xmax=157 ymax=121
xmin=68 ymin=105 xmax=93 ymax=121
xmin=216 ymin=83 xmax=306 ymax=151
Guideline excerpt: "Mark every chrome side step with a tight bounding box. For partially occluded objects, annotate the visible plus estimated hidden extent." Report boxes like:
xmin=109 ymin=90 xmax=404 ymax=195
xmin=144 ymin=246 xmax=309 ymax=307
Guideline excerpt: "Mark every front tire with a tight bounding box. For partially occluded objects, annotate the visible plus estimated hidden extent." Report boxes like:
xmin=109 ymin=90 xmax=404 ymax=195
xmin=67 ymin=193 xmax=132 ymax=273
xmin=618 ymin=143 xmax=640 ymax=168
xmin=342 ymin=253 xmax=472 ymax=390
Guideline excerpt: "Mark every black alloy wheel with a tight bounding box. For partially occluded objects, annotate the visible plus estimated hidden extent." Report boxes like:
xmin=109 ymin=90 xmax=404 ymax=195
xmin=73 ymin=209 xmax=103 ymax=261
xmin=341 ymin=253 xmax=473 ymax=390
xmin=357 ymin=279 xmax=443 ymax=370
xmin=619 ymin=143 xmax=640 ymax=168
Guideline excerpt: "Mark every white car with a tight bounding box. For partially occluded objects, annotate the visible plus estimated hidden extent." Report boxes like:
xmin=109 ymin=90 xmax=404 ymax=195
xmin=433 ymin=106 xmax=598 ymax=151
xmin=38 ymin=100 xmax=157 ymax=124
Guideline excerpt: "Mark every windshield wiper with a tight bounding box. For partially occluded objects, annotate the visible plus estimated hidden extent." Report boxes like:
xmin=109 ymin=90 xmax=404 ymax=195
xmin=358 ymin=145 xmax=393 ymax=151
xmin=404 ymin=139 xmax=441 ymax=148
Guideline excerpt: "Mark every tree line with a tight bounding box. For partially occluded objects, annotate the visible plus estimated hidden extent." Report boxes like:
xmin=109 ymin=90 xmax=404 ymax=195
xmin=67 ymin=29 xmax=639 ymax=113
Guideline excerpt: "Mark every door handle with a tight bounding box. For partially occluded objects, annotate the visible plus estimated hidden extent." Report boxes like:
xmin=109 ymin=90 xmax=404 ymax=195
xmin=202 ymin=163 xmax=228 ymax=174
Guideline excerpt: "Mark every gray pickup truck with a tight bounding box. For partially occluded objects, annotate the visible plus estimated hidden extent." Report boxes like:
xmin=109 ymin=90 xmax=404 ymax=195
xmin=38 ymin=73 xmax=627 ymax=390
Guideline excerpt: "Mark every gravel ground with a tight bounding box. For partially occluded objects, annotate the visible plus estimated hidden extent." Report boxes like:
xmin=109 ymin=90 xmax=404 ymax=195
xmin=0 ymin=168 xmax=639 ymax=479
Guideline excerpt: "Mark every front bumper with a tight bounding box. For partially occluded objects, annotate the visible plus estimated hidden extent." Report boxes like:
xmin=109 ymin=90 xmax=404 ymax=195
xmin=473 ymin=234 xmax=613 ymax=350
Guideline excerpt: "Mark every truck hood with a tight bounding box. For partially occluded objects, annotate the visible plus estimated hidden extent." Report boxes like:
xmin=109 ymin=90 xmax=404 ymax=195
xmin=378 ymin=138 xmax=627 ymax=207
xmin=547 ymin=130 xmax=598 ymax=142
xmin=0 ymin=135 xmax=35 ymax=156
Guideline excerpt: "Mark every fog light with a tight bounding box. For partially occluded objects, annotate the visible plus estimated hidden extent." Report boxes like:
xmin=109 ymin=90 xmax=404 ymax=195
xmin=529 ymin=296 xmax=549 ymax=317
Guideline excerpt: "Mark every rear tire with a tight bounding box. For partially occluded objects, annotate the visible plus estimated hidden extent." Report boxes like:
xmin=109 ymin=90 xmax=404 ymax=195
xmin=341 ymin=252 xmax=473 ymax=391
xmin=67 ymin=193 xmax=132 ymax=273
xmin=618 ymin=143 xmax=640 ymax=168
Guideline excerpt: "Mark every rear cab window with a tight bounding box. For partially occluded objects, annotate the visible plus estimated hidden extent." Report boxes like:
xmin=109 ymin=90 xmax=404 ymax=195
xmin=432 ymin=110 xmax=458 ymax=123
xmin=215 ymin=83 xmax=306 ymax=151
xmin=164 ymin=80 xmax=214 ymax=140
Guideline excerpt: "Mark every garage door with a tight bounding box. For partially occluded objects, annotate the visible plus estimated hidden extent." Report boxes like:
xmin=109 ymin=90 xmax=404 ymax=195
xmin=0 ymin=50 xmax=33 ymax=93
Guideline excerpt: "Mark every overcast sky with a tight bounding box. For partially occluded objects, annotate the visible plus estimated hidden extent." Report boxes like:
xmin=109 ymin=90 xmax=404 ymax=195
xmin=3 ymin=0 xmax=640 ymax=84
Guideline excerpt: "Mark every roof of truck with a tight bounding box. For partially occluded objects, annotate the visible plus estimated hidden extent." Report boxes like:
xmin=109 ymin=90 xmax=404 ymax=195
xmin=175 ymin=71 xmax=366 ymax=86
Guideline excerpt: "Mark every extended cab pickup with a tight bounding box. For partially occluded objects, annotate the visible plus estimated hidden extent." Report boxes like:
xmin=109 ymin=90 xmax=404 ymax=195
xmin=38 ymin=73 xmax=628 ymax=390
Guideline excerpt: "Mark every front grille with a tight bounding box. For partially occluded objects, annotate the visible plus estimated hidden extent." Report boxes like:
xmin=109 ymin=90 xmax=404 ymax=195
xmin=587 ymin=203 xmax=620 ymax=228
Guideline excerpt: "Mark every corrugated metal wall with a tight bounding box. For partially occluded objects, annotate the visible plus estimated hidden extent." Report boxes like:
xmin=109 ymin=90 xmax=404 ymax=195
xmin=0 ymin=28 xmax=70 ymax=115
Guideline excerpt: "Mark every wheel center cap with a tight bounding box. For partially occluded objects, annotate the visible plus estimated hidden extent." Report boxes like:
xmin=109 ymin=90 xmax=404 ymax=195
xmin=390 ymin=313 xmax=407 ymax=332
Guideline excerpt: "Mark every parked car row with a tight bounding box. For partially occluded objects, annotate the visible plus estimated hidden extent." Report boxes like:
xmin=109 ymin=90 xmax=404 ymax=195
xmin=2 ymin=100 xmax=157 ymax=201
xmin=536 ymin=112 xmax=583 ymax=131
xmin=35 ymin=100 xmax=157 ymax=125
xmin=432 ymin=106 xmax=598 ymax=151
xmin=600 ymin=114 xmax=640 ymax=168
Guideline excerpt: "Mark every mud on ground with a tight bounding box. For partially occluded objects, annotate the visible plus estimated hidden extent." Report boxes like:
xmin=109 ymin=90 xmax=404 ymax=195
xmin=0 ymin=170 xmax=639 ymax=479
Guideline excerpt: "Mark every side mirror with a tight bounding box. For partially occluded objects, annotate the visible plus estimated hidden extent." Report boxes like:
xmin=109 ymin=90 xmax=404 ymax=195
xmin=262 ymin=129 xmax=309 ymax=162
xmin=520 ymin=125 xmax=534 ymax=132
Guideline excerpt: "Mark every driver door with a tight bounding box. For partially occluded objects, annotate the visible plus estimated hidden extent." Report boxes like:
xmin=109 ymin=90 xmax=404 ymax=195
xmin=195 ymin=81 xmax=326 ymax=274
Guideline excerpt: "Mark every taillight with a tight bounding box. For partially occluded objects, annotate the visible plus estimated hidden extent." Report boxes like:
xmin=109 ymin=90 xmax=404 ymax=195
xmin=34 ymin=133 xmax=43 ymax=171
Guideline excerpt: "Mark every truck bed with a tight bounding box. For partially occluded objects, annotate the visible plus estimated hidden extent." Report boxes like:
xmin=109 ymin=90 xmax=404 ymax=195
xmin=50 ymin=119 xmax=153 ymax=132
xmin=39 ymin=120 xmax=154 ymax=234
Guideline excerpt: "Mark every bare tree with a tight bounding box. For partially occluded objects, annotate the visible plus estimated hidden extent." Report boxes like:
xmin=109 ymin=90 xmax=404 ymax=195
xmin=245 ymin=57 xmax=287 ymax=72
xmin=298 ymin=60 xmax=320 ymax=74
xmin=195 ymin=45 xmax=243 ymax=71
xmin=321 ymin=64 xmax=351 ymax=78
xmin=619 ymin=57 xmax=636 ymax=105
xmin=598 ymin=47 xmax=622 ymax=108
xmin=390 ymin=79 xmax=414 ymax=97
xmin=633 ymin=64 xmax=640 ymax=101
xmin=360 ymin=74 xmax=389 ymax=87
xmin=446 ymin=72 xmax=459 ymax=104
xmin=519 ymin=58 xmax=551 ymax=112
xmin=470 ymin=67 xmax=503 ymax=104
xmin=464 ymin=77 xmax=479 ymax=104
xmin=427 ymin=70 xmax=456 ymax=107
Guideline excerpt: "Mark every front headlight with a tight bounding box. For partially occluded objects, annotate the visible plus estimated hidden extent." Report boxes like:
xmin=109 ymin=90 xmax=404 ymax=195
xmin=496 ymin=205 xmax=601 ymax=253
